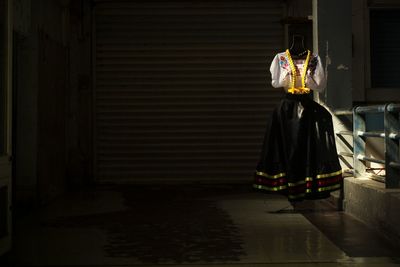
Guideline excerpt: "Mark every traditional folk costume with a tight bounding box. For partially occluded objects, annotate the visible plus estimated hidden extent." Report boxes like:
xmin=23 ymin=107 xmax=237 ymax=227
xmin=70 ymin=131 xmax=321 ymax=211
xmin=253 ymin=50 xmax=343 ymax=201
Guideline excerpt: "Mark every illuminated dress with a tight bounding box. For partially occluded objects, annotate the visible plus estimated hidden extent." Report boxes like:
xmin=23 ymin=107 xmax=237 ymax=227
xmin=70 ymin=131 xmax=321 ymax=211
xmin=253 ymin=50 xmax=343 ymax=201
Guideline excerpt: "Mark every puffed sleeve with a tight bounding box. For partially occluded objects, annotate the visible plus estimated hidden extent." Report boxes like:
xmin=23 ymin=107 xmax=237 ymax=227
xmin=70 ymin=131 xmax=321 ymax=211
xmin=306 ymin=55 xmax=326 ymax=92
xmin=269 ymin=54 xmax=280 ymax=88
xmin=269 ymin=54 xmax=290 ymax=88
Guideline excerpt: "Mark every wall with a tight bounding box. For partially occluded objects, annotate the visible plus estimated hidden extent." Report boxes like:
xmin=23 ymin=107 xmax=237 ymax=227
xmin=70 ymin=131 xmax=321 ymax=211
xmin=13 ymin=0 xmax=38 ymax=204
xmin=286 ymin=0 xmax=312 ymax=18
xmin=312 ymin=0 xmax=353 ymax=179
xmin=344 ymin=177 xmax=400 ymax=246
xmin=339 ymin=0 xmax=400 ymax=246
xmin=314 ymin=0 xmax=352 ymax=110
xmin=13 ymin=0 xmax=92 ymax=206
xmin=66 ymin=0 xmax=92 ymax=186
xmin=37 ymin=30 xmax=68 ymax=203
xmin=285 ymin=0 xmax=313 ymax=50
xmin=14 ymin=0 xmax=67 ymax=205
xmin=352 ymin=0 xmax=366 ymax=102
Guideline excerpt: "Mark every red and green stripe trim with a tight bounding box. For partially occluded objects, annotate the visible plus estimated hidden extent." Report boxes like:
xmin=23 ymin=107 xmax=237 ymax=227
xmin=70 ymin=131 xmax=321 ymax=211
xmin=254 ymin=169 xmax=343 ymax=198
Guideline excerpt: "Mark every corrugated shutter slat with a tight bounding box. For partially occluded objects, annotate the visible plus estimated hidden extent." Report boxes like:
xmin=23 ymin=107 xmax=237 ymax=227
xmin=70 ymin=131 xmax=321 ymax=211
xmin=94 ymin=0 xmax=284 ymax=182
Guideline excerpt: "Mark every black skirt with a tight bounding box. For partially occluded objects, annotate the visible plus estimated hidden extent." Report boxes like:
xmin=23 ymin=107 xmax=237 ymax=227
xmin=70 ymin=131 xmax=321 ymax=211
xmin=254 ymin=93 xmax=342 ymax=201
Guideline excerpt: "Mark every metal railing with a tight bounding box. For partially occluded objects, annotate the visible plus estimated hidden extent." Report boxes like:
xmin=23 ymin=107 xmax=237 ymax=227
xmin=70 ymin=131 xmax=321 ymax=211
xmin=353 ymin=104 xmax=400 ymax=188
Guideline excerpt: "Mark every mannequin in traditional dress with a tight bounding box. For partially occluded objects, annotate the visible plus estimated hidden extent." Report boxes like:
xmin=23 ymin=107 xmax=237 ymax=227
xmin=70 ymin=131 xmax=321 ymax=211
xmin=253 ymin=34 xmax=342 ymax=205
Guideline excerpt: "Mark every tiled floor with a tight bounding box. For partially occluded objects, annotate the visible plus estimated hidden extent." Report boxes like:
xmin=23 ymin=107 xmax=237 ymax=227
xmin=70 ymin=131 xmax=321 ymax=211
xmin=4 ymin=185 xmax=400 ymax=266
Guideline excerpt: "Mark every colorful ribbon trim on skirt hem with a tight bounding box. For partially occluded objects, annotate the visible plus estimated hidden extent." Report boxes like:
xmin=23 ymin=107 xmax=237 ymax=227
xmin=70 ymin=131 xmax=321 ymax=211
xmin=254 ymin=169 xmax=343 ymax=199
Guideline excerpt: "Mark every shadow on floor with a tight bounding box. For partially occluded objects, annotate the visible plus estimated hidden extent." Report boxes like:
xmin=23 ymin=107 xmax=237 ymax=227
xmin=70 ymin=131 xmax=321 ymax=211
xmin=294 ymin=199 xmax=400 ymax=258
xmin=36 ymin=185 xmax=246 ymax=263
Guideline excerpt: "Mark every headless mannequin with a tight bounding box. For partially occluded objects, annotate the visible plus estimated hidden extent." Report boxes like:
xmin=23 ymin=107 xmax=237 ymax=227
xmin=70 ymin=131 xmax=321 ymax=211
xmin=289 ymin=34 xmax=308 ymax=60
xmin=269 ymin=35 xmax=310 ymax=213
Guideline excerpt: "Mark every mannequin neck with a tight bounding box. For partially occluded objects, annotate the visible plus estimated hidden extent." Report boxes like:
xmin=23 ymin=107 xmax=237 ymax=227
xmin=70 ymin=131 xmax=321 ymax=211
xmin=289 ymin=35 xmax=308 ymax=59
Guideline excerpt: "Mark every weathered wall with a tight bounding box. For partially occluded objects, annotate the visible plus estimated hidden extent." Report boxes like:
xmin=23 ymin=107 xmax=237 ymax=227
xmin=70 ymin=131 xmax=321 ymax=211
xmin=314 ymin=0 xmax=352 ymax=110
xmin=285 ymin=0 xmax=313 ymax=50
xmin=37 ymin=31 xmax=68 ymax=203
xmin=344 ymin=177 xmax=400 ymax=246
xmin=13 ymin=0 xmax=92 ymax=206
xmin=13 ymin=0 xmax=31 ymax=35
xmin=312 ymin=0 xmax=353 ymax=176
xmin=352 ymin=0 xmax=366 ymax=102
xmin=66 ymin=0 xmax=92 ymax=186
xmin=13 ymin=0 xmax=39 ymax=203
xmin=286 ymin=0 xmax=312 ymax=18
xmin=326 ymin=0 xmax=400 ymax=247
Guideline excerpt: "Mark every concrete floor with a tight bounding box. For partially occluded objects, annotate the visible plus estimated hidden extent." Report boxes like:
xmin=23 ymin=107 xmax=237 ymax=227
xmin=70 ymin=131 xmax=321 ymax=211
xmin=4 ymin=185 xmax=400 ymax=266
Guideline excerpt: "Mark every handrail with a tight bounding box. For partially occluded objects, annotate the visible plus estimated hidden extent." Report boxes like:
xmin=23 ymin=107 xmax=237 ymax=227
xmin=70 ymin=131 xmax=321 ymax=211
xmin=355 ymin=105 xmax=386 ymax=114
xmin=334 ymin=109 xmax=353 ymax=116
xmin=353 ymin=103 xmax=400 ymax=188
xmin=387 ymin=103 xmax=400 ymax=112
xmin=356 ymin=131 xmax=385 ymax=138
xmin=384 ymin=103 xmax=400 ymax=188
xmin=356 ymin=155 xmax=385 ymax=165
xmin=389 ymin=162 xmax=400 ymax=169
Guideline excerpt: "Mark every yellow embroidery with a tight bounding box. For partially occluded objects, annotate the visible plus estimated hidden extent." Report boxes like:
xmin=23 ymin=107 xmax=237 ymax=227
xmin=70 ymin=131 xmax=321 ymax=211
xmin=255 ymin=171 xmax=286 ymax=179
xmin=316 ymin=170 xmax=343 ymax=179
xmin=253 ymin=184 xmax=287 ymax=191
xmin=285 ymin=49 xmax=311 ymax=94
xmin=317 ymin=183 xmax=341 ymax=192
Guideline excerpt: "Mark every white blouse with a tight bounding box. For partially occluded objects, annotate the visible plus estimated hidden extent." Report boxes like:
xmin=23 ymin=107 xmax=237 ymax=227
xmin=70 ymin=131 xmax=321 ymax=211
xmin=269 ymin=52 xmax=326 ymax=92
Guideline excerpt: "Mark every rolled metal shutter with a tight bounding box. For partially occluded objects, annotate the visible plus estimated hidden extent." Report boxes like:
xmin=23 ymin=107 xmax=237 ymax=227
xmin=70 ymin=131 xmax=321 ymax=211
xmin=94 ymin=0 xmax=285 ymax=183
